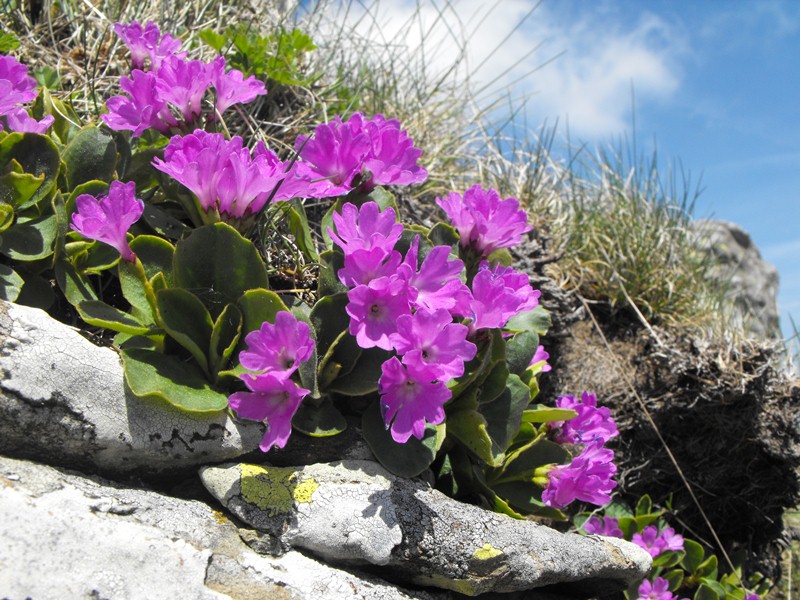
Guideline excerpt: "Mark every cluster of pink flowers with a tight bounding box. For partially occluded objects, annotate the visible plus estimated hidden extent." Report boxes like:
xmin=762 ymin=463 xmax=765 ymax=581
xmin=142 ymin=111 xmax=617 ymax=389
xmin=70 ymin=181 xmax=145 ymax=262
xmin=637 ymin=578 xmax=688 ymax=600
xmin=437 ymin=184 xmax=531 ymax=258
xmin=103 ymin=22 xmax=266 ymax=136
xmin=541 ymin=391 xmax=619 ymax=509
xmin=328 ymin=198 xmax=540 ymax=442
xmin=151 ymin=130 xmax=317 ymax=220
xmin=295 ymin=112 xmax=427 ymax=195
xmin=632 ymin=525 xmax=685 ymax=558
xmin=228 ymin=311 xmax=315 ymax=450
xmin=0 ymin=54 xmax=54 ymax=134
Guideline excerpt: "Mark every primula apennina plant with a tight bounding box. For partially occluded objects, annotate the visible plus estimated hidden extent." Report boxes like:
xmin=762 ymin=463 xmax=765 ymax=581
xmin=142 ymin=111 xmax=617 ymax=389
xmin=1 ymin=20 xmax=625 ymax=533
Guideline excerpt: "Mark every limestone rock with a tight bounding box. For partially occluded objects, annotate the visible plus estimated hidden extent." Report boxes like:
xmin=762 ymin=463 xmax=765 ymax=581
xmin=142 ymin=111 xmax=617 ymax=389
xmin=0 ymin=299 xmax=265 ymax=476
xmin=693 ymin=219 xmax=780 ymax=339
xmin=0 ymin=455 xmax=447 ymax=600
xmin=200 ymin=460 xmax=652 ymax=596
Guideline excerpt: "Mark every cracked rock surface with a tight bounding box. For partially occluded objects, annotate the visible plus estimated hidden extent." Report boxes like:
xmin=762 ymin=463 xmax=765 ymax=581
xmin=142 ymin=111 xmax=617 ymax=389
xmin=0 ymin=299 xmax=264 ymax=476
xmin=200 ymin=461 xmax=652 ymax=597
xmin=0 ymin=455 xmax=446 ymax=600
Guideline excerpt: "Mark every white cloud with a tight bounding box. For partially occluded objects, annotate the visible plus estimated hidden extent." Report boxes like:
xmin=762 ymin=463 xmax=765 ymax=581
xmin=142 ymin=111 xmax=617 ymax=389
xmin=310 ymin=0 xmax=686 ymax=138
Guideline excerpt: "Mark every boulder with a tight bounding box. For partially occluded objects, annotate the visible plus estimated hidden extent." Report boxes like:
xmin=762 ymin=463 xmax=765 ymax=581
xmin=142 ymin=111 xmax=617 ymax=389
xmin=200 ymin=460 xmax=652 ymax=596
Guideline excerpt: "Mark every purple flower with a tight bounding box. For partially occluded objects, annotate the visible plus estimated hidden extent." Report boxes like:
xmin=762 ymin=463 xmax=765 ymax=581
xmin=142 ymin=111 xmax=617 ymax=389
xmin=582 ymin=516 xmax=623 ymax=538
xmin=529 ymin=345 xmax=552 ymax=373
xmin=379 ymin=356 xmax=451 ymax=443
xmin=541 ymin=442 xmax=617 ymax=509
xmin=0 ymin=55 xmax=38 ymax=116
xmin=338 ymin=247 xmax=403 ymax=288
xmin=390 ymin=308 xmax=477 ymax=380
xmin=239 ymin=311 xmax=315 ymax=378
xmin=632 ymin=525 xmax=684 ymax=557
xmin=469 ymin=262 xmax=540 ymax=331
xmin=436 ymin=184 xmax=532 ymax=257
xmin=328 ymin=201 xmax=403 ymax=257
xmin=154 ymin=55 xmax=212 ymax=122
xmin=552 ymin=392 xmax=618 ymax=445
xmin=4 ymin=106 xmax=54 ymax=134
xmin=400 ymin=236 xmax=472 ymax=316
xmin=637 ymin=578 xmax=682 ymax=600
xmin=296 ymin=112 xmax=427 ymax=196
xmin=70 ymin=181 xmax=144 ymax=262
xmin=114 ymin=21 xmax=182 ymax=70
xmin=103 ymin=69 xmax=178 ymax=136
xmin=209 ymin=56 xmax=267 ymax=114
xmin=346 ymin=276 xmax=411 ymax=350
xmin=229 ymin=372 xmax=310 ymax=451
xmin=152 ymin=131 xmax=305 ymax=220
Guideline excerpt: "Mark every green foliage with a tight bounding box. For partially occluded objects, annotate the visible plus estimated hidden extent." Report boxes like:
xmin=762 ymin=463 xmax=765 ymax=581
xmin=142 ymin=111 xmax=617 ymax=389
xmin=199 ymin=24 xmax=317 ymax=86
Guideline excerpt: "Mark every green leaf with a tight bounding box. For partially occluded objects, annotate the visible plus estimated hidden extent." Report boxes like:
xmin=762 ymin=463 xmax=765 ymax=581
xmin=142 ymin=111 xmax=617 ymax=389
xmin=652 ymin=549 xmax=684 ymax=569
xmin=447 ymin=392 xmax=498 ymax=466
xmin=173 ymin=222 xmax=269 ymax=317
xmin=292 ymin=397 xmax=347 ymax=437
xmin=33 ymin=66 xmax=59 ymax=90
xmin=199 ymin=28 xmax=227 ymax=52
xmin=14 ymin=269 xmax=55 ymax=309
xmin=520 ymin=405 xmax=577 ymax=423
xmin=31 ymin=88 xmax=81 ymax=145
xmin=505 ymin=305 xmax=552 ymax=336
xmin=663 ymin=569 xmax=684 ymax=590
xmin=0 ymin=32 xmax=20 ymax=52
xmin=681 ymin=538 xmax=706 ymax=572
xmin=130 ymin=235 xmax=175 ymax=286
xmin=121 ymin=348 xmax=229 ymax=412
xmin=119 ymin=256 xmax=156 ymax=321
xmin=0 ymin=171 xmax=44 ymax=211
xmin=0 ymin=212 xmax=58 ymax=260
xmin=481 ymin=373 xmax=530 ymax=456
xmin=694 ymin=583 xmax=722 ymax=600
xmin=209 ymin=303 xmax=242 ymax=375
xmin=309 ymin=292 xmax=350 ymax=355
xmin=0 ymin=202 xmax=13 ymax=233
xmin=427 ymin=222 xmax=460 ymax=247
xmin=287 ymin=198 xmax=319 ymax=261
xmin=61 ymin=126 xmax=118 ymax=189
xmin=291 ymin=305 xmax=319 ymax=398
xmin=55 ymin=258 xmax=98 ymax=306
xmin=0 ymin=132 xmax=61 ymax=209
xmin=317 ymin=250 xmax=347 ymax=298
xmin=237 ymin=288 xmax=290 ymax=337
xmin=635 ymin=494 xmax=652 ymax=517
xmin=696 ymin=554 xmax=718 ymax=578
xmin=327 ymin=346 xmax=391 ymax=396
xmin=141 ymin=202 xmax=191 ymax=240
xmin=499 ymin=437 xmax=570 ymax=478
xmin=0 ymin=264 xmax=24 ymax=302
xmin=77 ymin=300 xmax=155 ymax=335
xmin=362 ymin=398 xmax=442 ymax=477
xmin=156 ymin=288 xmax=214 ymax=375
xmin=505 ymin=330 xmax=539 ymax=376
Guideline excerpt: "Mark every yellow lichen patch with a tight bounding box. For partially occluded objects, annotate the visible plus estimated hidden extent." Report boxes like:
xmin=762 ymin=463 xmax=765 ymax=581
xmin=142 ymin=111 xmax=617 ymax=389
xmin=472 ymin=543 xmax=503 ymax=560
xmin=212 ymin=510 xmax=229 ymax=525
xmin=239 ymin=464 xmax=319 ymax=516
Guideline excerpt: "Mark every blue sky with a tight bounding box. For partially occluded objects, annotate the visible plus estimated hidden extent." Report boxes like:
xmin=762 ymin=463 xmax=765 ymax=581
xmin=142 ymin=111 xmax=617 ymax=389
xmin=318 ymin=0 xmax=800 ymax=338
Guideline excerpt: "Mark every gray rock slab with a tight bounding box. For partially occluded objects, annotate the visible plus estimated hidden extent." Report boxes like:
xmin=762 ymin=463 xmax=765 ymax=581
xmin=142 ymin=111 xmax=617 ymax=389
xmin=0 ymin=299 xmax=265 ymax=476
xmin=200 ymin=460 xmax=652 ymax=596
xmin=0 ymin=455 xmax=447 ymax=600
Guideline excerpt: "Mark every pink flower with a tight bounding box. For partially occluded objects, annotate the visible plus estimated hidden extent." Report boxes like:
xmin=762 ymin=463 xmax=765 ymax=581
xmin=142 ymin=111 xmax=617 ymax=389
xmin=328 ymin=201 xmax=404 ymax=257
xmin=296 ymin=112 xmax=427 ymax=196
xmin=70 ymin=181 xmax=144 ymax=262
xmin=154 ymin=55 xmax=213 ymax=122
xmin=552 ymin=392 xmax=618 ymax=445
xmin=338 ymin=247 xmax=403 ymax=288
xmin=152 ymin=131 xmax=306 ymax=220
xmin=529 ymin=345 xmax=552 ymax=372
xmin=541 ymin=442 xmax=617 ymax=509
xmin=229 ymin=372 xmax=310 ymax=450
xmin=582 ymin=516 xmax=623 ymax=538
xmin=379 ymin=356 xmax=451 ymax=443
xmin=239 ymin=311 xmax=315 ymax=378
xmin=209 ymin=56 xmax=267 ymax=114
xmin=4 ymin=106 xmax=54 ymax=134
xmin=390 ymin=308 xmax=477 ymax=380
xmin=469 ymin=262 xmax=540 ymax=331
xmin=632 ymin=525 xmax=684 ymax=557
xmin=637 ymin=577 xmax=686 ymax=600
xmin=400 ymin=236 xmax=472 ymax=316
xmin=346 ymin=276 xmax=411 ymax=350
xmin=114 ymin=21 xmax=182 ymax=70
xmin=436 ymin=184 xmax=532 ymax=257
xmin=103 ymin=69 xmax=178 ymax=136
xmin=0 ymin=55 xmax=38 ymax=115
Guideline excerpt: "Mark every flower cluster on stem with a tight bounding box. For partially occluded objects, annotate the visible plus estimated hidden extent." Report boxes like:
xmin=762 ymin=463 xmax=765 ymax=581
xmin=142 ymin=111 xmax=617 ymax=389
xmin=0 ymin=54 xmax=54 ymax=134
